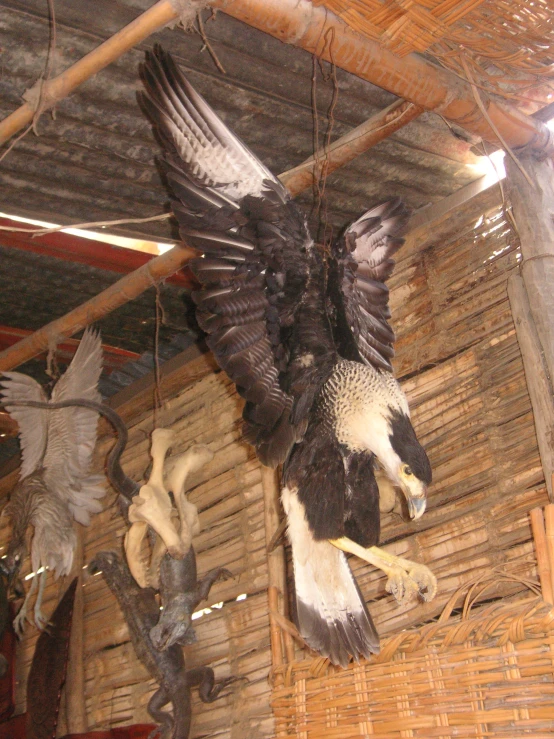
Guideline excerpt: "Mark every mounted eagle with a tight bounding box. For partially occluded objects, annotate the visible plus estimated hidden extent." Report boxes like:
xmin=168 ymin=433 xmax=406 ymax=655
xmin=140 ymin=46 xmax=435 ymax=667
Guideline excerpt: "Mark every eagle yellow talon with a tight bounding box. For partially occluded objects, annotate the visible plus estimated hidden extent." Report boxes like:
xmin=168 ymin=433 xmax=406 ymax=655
xmin=330 ymin=536 xmax=438 ymax=604
xmin=385 ymin=568 xmax=420 ymax=604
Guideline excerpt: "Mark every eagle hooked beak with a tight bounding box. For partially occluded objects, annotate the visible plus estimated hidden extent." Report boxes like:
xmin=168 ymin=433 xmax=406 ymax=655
xmin=406 ymin=494 xmax=426 ymax=520
xmin=398 ymin=464 xmax=427 ymax=520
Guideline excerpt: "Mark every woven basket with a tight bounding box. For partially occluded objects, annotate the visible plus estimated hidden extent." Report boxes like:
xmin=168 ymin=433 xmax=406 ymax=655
xmin=272 ymin=574 xmax=554 ymax=738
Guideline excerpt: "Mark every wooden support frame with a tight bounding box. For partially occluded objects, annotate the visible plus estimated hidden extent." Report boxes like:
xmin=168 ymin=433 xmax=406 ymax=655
xmin=506 ymin=152 xmax=554 ymax=501
xmin=262 ymin=467 xmax=295 ymax=671
xmin=0 ymin=0 xmax=551 ymax=154
xmin=508 ymin=274 xmax=554 ymax=501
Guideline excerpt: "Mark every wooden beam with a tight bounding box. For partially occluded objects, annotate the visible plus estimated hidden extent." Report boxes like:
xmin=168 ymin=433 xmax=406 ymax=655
xmin=0 ymin=325 xmax=139 ymax=370
xmin=508 ymin=274 xmax=554 ymax=501
xmin=213 ymin=0 xmax=553 ymax=154
xmin=279 ymin=99 xmax=424 ymax=194
xmin=0 ymin=0 xmax=177 ymax=145
xmin=262 ymin=466 xmax=295 ymax=668
xmin=64 ymin=528 xmax=87 ymax=734
xmin=0 ymin=0 xmax=552 ymax=157
xmin=505 ymin=154 xmax=554 ymax=384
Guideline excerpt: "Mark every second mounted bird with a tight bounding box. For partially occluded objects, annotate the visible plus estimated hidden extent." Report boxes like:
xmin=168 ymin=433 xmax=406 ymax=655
xmin=0 ymin=328 xmax=105 ymax=633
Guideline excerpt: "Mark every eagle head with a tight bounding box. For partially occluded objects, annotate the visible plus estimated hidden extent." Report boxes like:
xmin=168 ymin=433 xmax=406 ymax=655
xmin=383 ymin=409 xmax=431 ymax=520
xmin=323 ymin=361 xmax=431 ymax=520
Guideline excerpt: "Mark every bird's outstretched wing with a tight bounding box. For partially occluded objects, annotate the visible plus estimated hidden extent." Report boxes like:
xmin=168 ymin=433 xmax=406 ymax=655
xmin=329 ymin=198 xmax=411 ymax=371
xmin=140 ymin=46 xmax=325 ymax=467
xmin=43 ymin=328 xmax=104 ymax=524
xmin=0 ymin=372 xmax=48 ymax=480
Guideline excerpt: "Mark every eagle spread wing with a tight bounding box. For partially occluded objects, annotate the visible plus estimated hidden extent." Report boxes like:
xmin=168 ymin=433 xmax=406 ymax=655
xmin=140 ymin=47 xmax=330 ymax=468
xmin=141 ymin=47 xmax=424 ymax=668
xmin=329 ymin=199 xmax=410 ymax=371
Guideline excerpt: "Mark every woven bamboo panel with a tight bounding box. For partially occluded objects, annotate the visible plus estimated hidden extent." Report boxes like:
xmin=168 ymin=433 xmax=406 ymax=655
xmin=273 ymin=591 xmax=554 ymax=737
xmin=313 ymin=0 xmax=554 ymax=95
xmin=0 ymin=185 xmax=549 ymax=735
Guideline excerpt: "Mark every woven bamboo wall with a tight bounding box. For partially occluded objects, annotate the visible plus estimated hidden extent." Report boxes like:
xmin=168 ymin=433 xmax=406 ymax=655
xmin=352 ymin=183 xmax=548 ymax=641
xmin=0 ymin=182 xmax=549 ymax=736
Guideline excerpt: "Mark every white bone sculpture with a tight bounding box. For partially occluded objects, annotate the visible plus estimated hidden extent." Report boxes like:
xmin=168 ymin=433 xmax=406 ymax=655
xmin=124 ymin=428 xmax=213 ymax=588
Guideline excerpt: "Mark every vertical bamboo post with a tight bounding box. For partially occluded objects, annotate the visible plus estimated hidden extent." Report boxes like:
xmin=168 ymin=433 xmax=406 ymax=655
xmin=508 ymin=274 xmax=554 ymax=501
xmin=544 ymin=506 xmax=554 ymax=605
xmin=530 ymin=507 xmax=553 ymax=604
xmin=261 ymin=466 xmax=294 ymax=670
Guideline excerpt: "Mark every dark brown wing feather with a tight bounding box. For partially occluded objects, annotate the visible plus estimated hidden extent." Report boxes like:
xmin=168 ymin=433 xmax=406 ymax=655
xmin=140 ymin=46 xmax=330 ymax=467
xmin=329 ymin=198 xmax=411 ymax=371
xmin=26 ymin=578 xmax=77 ymax=739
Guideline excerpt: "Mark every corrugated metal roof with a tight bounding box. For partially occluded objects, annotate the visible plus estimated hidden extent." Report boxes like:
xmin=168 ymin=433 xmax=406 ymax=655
xmin=0 ymin=0 xmax=483 ymax=467
xmin=0 ymin=0 xmax=481 ymax=244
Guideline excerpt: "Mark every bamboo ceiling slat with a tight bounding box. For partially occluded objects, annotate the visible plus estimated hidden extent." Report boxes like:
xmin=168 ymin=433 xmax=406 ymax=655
xmin=313 ymin=0 xmax=554 ymax=98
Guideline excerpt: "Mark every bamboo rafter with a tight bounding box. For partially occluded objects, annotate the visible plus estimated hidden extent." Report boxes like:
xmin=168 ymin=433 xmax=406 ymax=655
xmin=0 ymin=0 xmax=551 ymax=153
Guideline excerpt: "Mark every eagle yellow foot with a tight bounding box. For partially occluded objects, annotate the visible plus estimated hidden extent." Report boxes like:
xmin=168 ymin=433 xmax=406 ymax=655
xmin=329 ymin=537 xmax=437 ymax=604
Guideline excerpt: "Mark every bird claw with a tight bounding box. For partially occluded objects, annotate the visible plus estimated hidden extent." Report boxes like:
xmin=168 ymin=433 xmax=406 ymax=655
xmin=385 ymin=567 xmax=421 ymax=604
xmin=13 ymin=606 xmax=28 ymax=637
xmin=34 ymin=609 xmax=50 ymax=632
xmin=385 ymin=563 xmax=437 ymax=604
xmin=407 ymin=563 xmax=437 ymax=602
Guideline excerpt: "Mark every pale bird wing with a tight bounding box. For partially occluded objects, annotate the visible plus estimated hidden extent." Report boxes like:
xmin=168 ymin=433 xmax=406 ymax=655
xmin=44 ymin=327 xmax=103 ymax=480
xmin=0 ymin=371 xmax=48 ymax=479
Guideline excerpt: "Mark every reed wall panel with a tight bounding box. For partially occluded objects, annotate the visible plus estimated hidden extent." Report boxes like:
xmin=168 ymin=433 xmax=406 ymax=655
xmin=0 ymin=185 xmax=549 ymax=735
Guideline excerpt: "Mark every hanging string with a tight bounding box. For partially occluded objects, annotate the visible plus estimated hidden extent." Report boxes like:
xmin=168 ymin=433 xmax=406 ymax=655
xmin=152 ymin=284 xmax=165 ymax=430
xmin=0 ymin=0 xmax=57 ymax=163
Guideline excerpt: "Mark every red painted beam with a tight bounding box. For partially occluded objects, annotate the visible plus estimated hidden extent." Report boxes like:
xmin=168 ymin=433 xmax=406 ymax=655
xmin=0 ymin=218 xmax=194 ymax=288
xmin=0 ymin=325 xmax=140 ymax=372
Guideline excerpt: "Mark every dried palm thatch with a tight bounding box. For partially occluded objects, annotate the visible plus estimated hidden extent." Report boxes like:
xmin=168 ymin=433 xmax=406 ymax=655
xmin=313 ymin=0 xmax=554 ymax=101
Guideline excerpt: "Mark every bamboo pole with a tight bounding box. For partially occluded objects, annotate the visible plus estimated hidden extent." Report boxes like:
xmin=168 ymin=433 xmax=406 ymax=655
xmin=544 ymin=506 xmax=554 ymax=605
xmin=530 ymin=507 xmax=553 ymax=604
xmin=268 ymin=585 xmax=284 ymax=669
xmin=0 ymin=0 xmax=178 ymax=145
xmin=508 ymin=274 xmax=554 ymax=501
xmin=64 ymin=526 xmax=87 ymax=734
xmin=0 ymin=0 xmax=551 ymax=154
xmin=213 ymin=0 xmax=553 ymax=153
xmin=279 ymin=100 xmax=424 ymax=194
xmin=505 ymin=155 xmax=554 ymax=385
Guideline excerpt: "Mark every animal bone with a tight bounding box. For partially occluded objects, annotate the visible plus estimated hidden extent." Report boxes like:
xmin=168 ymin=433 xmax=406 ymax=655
xmin=166 ymin=444 xmax=213 ymax=542
xmin=124 ymin=521 xmax=149 ymax=589
xmin=126 ymin=429 xmax=186 ymax=585
xmin=147 ymin=445 xmax=214 ymax=588
xmin=128 ymin=482 xmax=185 ymax=559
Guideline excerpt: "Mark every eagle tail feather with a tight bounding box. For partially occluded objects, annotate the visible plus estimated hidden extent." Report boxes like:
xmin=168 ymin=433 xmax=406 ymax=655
xmin=284 ymin=487 xmax=379 ymax=668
